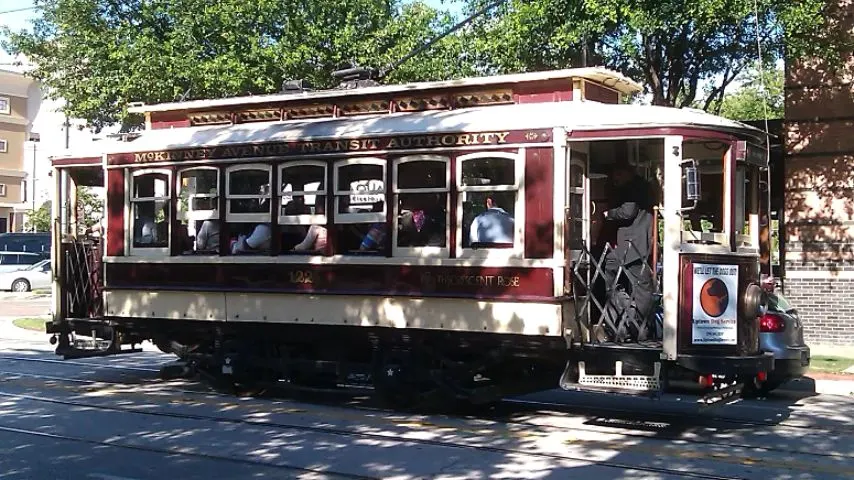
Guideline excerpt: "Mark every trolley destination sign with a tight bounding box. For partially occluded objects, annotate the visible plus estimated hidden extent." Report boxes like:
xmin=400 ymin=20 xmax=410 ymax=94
xmin=108 ymin=129 xmax=552 ymax=166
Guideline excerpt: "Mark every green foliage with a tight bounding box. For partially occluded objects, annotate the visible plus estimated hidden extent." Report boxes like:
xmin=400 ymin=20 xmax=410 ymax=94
xmin=2 ymin=0 xmax=847 ymax=131
xmin=715 ymin=63 xmax=784 ymax=121
xmin=2 ymin=0 xmax=470 ymax=132
xmin=25 ymin=201 xmax=51 ymax=232
xmin=463 ymin=0 xmax=845 ymax=109
xmin=76 ymin=186 xmax=103 ymax=232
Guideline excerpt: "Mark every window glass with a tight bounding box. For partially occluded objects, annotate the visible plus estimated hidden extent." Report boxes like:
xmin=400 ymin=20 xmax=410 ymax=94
xmin=334 ymin=162 xmax=385 ymax=218
xmin=131 ymin=172 xmax=170 ymax=250
xmin=179 ymin=169 xmax=218 ymax=213
xmin=228 ymin=168 xmax=271 ymax=215
xmin=280 ymin=163 xmax=326 ymax=218
xmin=397 ymin=161 xmax=446 ymax=190
xmin=333 ymin=161 xmax=386 ymax=254
xmin=394 ymin=158 xmax=449 ymax=250
xmin=178 ymin=169 xmax=219 ymax=255
xmin=461 ymin=157 xmax=515 ymax=187
xmin=458 ymin=155 xmax=518 ymax=250
xmin=279 ymin=163 xmax=327 ymax=253
xmin=18 ymin=255 xmax=38 ymax=266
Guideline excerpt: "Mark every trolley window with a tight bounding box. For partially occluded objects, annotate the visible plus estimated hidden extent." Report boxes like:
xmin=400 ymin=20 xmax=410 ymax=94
xmin=279 ymin=161 xmax=327 ymax=224
xmin=178 ymin=167 xmax=220 ymax=255
xmin=457 ymin=152 xmax=522 ymax=253
xmin=226 ymin=164 xmax=272 ymax=255
xmin=393 ymin=155 xmax=449 ymax=256
xmin=333 ymin=159 xmax=387 ymax=254
xmin=129 ymin=169 xmax=171 ymax=255
xmin=280 ymin=161 xmax=328 ymax=254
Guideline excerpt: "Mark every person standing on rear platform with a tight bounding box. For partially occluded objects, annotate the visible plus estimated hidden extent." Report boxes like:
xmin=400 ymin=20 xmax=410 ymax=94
xmin=602 ymin=161 xmax=655 ymax=341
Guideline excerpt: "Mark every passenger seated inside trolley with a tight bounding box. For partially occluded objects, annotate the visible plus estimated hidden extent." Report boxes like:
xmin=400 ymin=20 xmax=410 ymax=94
xmin=230 ymin=184 xmax=273 ymax=255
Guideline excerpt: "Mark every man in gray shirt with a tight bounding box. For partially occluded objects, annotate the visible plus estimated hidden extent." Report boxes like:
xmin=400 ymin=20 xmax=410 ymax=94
xmin=469 ymin=196 xmax=514 ymax=246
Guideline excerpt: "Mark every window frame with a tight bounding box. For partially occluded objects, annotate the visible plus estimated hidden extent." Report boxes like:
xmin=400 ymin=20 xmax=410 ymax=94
xmin=225 ymin=163 xmax=273 ymax=223
xmin=0 ymin=97 xmax=9 ymax=115
xmin=392 ymin=155 xmax=451 ymax=257
xmin=0 ymin=139 xmax=7 ymax=153
xmin=177 ymin=167 xmax=220 ymax=222
xmin=128 ymin=168 xmax=172 ymax=257
xmin=455 ymin=151 xmax=525 ymax=258
xmin=333 ymin=157 xmax=387 ymax=224
xmin=0 ymin=183 xmax=6 ymax=197
xmin=278 ymin=160 xmax=328 ymax=225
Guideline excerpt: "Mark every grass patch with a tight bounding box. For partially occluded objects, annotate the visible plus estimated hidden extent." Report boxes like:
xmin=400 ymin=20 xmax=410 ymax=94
xmin=809 ymin=355 xmax=854 ymax=375
xmin=12 ymin=317 xmax=46 ymax=332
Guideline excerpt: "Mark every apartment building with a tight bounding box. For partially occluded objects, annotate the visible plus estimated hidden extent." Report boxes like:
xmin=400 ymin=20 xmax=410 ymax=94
xmin=0 ymin=69 xmax=40 ymax=233
xmin=783 ymin=1 xmax=854 ymax=346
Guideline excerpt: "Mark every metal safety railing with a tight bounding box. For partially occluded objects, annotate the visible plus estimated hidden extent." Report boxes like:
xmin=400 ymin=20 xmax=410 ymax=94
xmin=62 ymin=239 xmax=103 ymax=319
xmin=569 ymin=240 xmax=662 ymax=345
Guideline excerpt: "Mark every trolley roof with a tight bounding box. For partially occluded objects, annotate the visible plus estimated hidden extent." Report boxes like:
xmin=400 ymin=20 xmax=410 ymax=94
xmin=52 ymin=100 xmax=766 ymax=162
xmin=126 ymin=67 xmax=644 ymax=115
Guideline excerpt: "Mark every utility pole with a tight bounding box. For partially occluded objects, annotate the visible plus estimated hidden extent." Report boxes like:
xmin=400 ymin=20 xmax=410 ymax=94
xmin=28 ymin=132 xmax=40 ymax=231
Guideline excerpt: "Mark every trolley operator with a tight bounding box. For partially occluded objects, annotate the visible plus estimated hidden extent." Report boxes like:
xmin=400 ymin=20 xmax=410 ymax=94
xmin=601 ymin=160 xmax=655 ymax=340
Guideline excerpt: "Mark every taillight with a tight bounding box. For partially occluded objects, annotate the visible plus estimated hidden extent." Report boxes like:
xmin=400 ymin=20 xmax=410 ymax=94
xmin=760 ymin=313 xmax=785 ymax=333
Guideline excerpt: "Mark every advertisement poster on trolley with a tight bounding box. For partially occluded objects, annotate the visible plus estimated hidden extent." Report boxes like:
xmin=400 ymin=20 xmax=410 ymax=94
xmin=692 ymin=263 xmax=739 ymax=345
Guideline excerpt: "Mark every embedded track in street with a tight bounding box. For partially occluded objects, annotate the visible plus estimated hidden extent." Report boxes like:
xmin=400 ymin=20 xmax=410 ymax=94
xmin=0 ymin=363 xmax=852 ymax=479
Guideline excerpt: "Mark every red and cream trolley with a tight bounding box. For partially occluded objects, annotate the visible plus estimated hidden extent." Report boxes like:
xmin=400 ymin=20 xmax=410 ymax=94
xmin=47 ymin=67 xmax=774 ymax=407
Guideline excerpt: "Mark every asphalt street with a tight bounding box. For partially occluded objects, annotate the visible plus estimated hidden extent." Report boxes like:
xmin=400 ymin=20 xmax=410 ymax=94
xmin=0 ymin=299 xmax=852 ymax=479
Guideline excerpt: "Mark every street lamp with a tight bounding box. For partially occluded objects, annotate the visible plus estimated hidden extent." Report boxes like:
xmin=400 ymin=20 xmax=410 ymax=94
xmin=27 ymin=132 xmax=40 ymax=232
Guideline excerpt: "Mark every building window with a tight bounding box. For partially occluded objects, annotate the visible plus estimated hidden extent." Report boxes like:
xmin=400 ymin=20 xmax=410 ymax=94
xmin=333 ymin=158 xmax=387 ymax=254
xmin=279 ymin=161 xmax=327 ymax=253
xmin=177 ymin=167 xmax=219 ymax=255
xmin=225 ymin=164 xmax=272 ymax=255
xmin=392 ymin=155 xmax=449 ymax=256
xmin=457 ymin=152 xmax=523 ymax=253
xmin=0 ymin=184 xmax=6 ymax=197
xmin=0 ymin=139 xmax=7 ymax=153
xmin=0 ymin=97 xmax=9 ymax=115
xmin=129 ymin=169 xmax=171 ymax=255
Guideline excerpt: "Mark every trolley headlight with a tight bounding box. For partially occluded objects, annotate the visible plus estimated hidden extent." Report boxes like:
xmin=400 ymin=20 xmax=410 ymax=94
xmin=743 ymin=283 xmax=767 ymax=319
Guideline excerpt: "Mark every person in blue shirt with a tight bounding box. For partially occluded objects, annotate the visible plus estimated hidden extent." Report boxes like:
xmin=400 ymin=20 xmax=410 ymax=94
xmin=469 ymin=196 xmax=514 ymax=246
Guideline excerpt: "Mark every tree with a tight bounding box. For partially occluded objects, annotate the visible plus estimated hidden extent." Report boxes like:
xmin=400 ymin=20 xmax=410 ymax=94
xmin=463 ymin=0 xmax=848 ymax=109
xmin=25 ymin=201 xmax=51 ymax=232
xmin=76 ymin=186 xmax=103 ymax=233
xmin=1 ymin=0 xmax=470 ymax=132
xmin=715 ymin=63 xmax=784 ymax=121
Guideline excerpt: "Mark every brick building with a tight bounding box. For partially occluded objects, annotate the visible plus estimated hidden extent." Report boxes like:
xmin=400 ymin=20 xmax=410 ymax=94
xmin=783 ymin=2 xmax=854 ymax=346
xmin=0 ymin=68 xmax=41 ymax=233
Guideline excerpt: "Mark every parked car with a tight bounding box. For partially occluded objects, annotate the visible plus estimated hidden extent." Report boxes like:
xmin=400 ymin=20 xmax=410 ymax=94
xmin=0 ymin=232 xmax=51 ymax=257
xmin=744 ymin=290 xmax=811 ymax=396
xmin=0 ymin=251 xmax=43 ymax=273
xmin=0 ymin=259 xmax=52 ymax=292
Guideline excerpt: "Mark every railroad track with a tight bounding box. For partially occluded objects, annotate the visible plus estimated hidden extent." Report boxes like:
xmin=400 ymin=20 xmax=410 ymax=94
xmin=0 ymin=387 xmax=754 ymax=480
xmin=0 ymin=353 xmax=846 ymax=437
xmin=0 ymin=423 xmax=378 ymax=480
xmin=0 ymin=368 xmax=852 ymax=479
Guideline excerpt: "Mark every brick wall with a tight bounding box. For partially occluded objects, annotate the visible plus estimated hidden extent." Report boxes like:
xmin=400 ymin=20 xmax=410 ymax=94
xmin=783 ymin=277 xmax=854 ymax=345
xmin=783 ymin=1 xmax=854 ymax=346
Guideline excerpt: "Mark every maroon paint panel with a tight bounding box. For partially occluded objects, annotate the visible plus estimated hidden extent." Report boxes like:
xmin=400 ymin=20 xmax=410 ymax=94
xmin=106 ymin=169 xmax=125 ymax=256
xmin=52 ymin=157 xmax=101 ymax=167
xmin=514 ymin=79 xmax=573 ymax=104
xmin=150 ymin=112 xmax=192 ymax=130
xmin=105 ymin=263 xmax=555 ymax=301
xmin=524 ymin=148 xmax=554 ymax=259
xmin=583 ymin=83 xmax=620 ymax=104
xmin=107 ymin=130 xmax=554 ymax=166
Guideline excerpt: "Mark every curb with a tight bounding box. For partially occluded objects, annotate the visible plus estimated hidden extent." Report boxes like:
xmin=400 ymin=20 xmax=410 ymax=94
xmin=776 ymin=376 xmax=854 ymax=397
